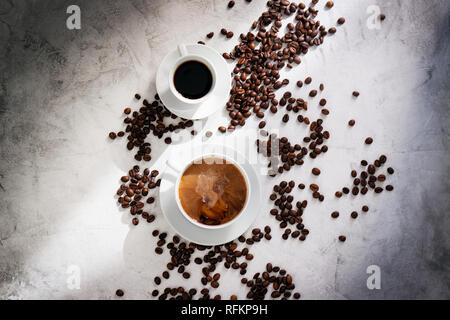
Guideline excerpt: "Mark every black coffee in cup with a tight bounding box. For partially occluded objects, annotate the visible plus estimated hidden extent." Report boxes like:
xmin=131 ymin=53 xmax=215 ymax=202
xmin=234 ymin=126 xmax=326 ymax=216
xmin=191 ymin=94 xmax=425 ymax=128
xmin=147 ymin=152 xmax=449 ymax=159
xmin=173 ymin=60 xmax=213 ymax=100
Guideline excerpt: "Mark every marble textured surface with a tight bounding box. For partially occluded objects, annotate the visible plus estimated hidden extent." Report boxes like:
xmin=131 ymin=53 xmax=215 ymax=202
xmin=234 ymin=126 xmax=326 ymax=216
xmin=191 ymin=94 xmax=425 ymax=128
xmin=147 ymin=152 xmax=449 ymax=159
xmin=0 ymin=0 xmax=449 ymax=300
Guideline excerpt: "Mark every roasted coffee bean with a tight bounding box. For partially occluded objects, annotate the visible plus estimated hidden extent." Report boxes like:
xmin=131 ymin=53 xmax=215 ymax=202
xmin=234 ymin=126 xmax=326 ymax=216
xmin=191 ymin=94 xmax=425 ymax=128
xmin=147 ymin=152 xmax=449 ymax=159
xmin=164 ymin=137 xmax=172 ymax=144
xmin=207 ymin=32 xmax=214 ymax=38
xmin=154 ymin=276 xmax=161 ymax=285
xmin=352 ymin=91 xmax=360 ymax=97
xmin=309 ymin=90 xmax=318 ymax=97
xmin=109 ymin=132 xmax=117 ymax=140
xmin=362 ymin=205 xmax=369 ymax=212
xmin=116 ymin=289 xmax=124 ymax=297
xmin=132 ymin=217 xmax=139 ymax=226
xmin=386 ymin=185 xmax=394 ymax=191
xmin=296 ymin=80 xmax=303 ymax=88
xmin=226 ymin=31 xmax=234 ymax=38
xmin=365 ymin=137 xmax=373 ymax=145
xmin=312 ymin=168 xmax=321 ymax=176
xmin=379 ymin=14 xmax=386 ymax=21
xmin=375 ymin=187 xmax=383 ymax=193
xmin=162 ymin=271 xmax=170 ymax=279
xmin=282 ymin=114 xmax=289 ymax=123
xmin=134 ymin=93 xmax=141 ymax=100
xmin=124 ymin=107 xmax=131 ymax=114
xmin=259 ymin=121 xmax=266 ymax=129
xmin=387 ymin=167 xmax=395 ymax=174
xmin=348 ymin=119 xmax=355 ymax=126
xmin=339 ymin=235 xmax=346 ymax=242
xmin=298 ymin=183 xmax=305 ymax=190
xmin=331 ymin=211 xmax=339 ymax=218
xmin=326 ymin=1 xmax=334 ymax=8
xmin=319 ymin=99 xmax=327 ymax=106
xmin=337 ymin=17 xmax=346 ymax=25
xmin=351 ymin=211 xmax=358 ymax=219
xmin=227 ymin=1 xmax=235 ymax=8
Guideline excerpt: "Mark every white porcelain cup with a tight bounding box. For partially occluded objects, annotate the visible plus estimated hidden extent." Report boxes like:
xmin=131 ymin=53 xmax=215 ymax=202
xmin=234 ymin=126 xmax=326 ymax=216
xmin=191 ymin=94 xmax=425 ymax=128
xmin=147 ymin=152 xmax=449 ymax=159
xmin=168 ymin=44 xmax=218 ymax=106
xmin=167 ymin=153 xmax=251 ymax=230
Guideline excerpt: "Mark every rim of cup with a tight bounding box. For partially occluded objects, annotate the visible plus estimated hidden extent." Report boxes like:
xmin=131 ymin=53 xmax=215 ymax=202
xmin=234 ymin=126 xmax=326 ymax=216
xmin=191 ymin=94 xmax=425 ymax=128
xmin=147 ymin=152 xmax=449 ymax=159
xmin=174 ymin=154 xmax=250 ymax=230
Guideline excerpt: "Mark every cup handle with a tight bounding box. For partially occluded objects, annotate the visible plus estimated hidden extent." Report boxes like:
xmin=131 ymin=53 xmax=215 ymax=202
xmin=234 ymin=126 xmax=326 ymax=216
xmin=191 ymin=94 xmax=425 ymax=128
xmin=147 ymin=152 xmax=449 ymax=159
xmin=178 ymin=44 xmax=188 ymax=57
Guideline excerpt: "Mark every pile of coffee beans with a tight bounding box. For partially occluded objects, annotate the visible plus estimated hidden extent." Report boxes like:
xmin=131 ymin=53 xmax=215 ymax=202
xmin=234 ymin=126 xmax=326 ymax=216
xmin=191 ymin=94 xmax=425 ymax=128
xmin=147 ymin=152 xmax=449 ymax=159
xmin=243 ymin=263 xmax=300 ymax=300
xmin=335 ymin=155 xmax=395 ymax=197
xmin=269 ymin=180 xmax=310 ymax=241
xmin=109 ymin=93 xmax=195 ymax=161
xmin=220 ymin=0 xmax=342 ymax=132
xmin=256 ymin=119 xmax=330 ymax=176
xmin=116 ymin=165 xmax=160 ymax=225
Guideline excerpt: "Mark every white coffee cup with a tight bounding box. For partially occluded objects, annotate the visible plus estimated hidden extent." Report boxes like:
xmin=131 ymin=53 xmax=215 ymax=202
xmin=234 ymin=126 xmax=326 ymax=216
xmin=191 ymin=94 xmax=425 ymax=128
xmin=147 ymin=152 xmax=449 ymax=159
xmin=168 ymin=153 xmax=251 ymax=230
xmin=168 ymin=44 xmax=218 ymax=106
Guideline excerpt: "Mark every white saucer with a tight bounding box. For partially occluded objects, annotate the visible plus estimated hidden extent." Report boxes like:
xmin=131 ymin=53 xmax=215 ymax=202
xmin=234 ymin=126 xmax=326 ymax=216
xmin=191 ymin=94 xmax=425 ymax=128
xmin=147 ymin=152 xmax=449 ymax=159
xmin=159 ymin=144 xmax=261 ymax=245
xmin=156 ymin=44 xmax=231 ymax=120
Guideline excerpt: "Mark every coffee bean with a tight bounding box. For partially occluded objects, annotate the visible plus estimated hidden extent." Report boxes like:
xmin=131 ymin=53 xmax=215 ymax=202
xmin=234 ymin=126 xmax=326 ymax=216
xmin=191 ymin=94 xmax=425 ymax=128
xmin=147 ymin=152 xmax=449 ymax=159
xmin=259 ymin=121 xmax=266 ymax=129
xmin=328 ymin=27 xmax=337 ymax=34
xmin=348 ymin=119 xmax=355 ymax=126
xmin=387 ymin=167 xmax=395 ymax=174
xmin=362 ymin=205 xmax=369 ymax=212
xmin=331 ymin=211 xmax=339 ymax=218
xmin=339 ymin=235 xmax=346 ymax=242
xmin=351 ymin=211 xmax=358 ymax=219
xmin=132 ymin=217 xmax=139 ymax=225
xmin=282 ymin=114 xmax=289 ymax=123
xmin=337 ymin=17 xmax=346 ymax=25
xmin=352 ymin=91 xmax=360 ymax=97
xmin=310 ymin=184 xmax=319 ymax=192
xmin=298 ymin=183 xmax=305 ymax=190
xmin=206 ymin=32 xmax=214 ymax=38
xmin=365 ymin=137 xmax=373 ymax=145
xmin=227 ymin=1 xmax=235 ymax=9
xmin=386 ymin=185 xmax=394 ymax=191
xmin=162 ymin=271 xmax=170 ymax=279
xmin=312 ymin=168 xmax=321 ymax=176
xmin=226 ymin=31 xmax=234 ymax=39
xmin=154 ymin=277 xmax=161 ymax=285
xmin=319 ymin=99 xmax=327 ymax=106
xmin=296 ymin=80 xmax=303 ymax=88
xmin=326 ymin=1 xmax=334 ymax=8
xmin=220 ymin=28 xmax=227 ymax=35
xmin=183 ymin=272 xmax=190 ymax=279
xmin=124 ymin=107 xmax=131 ymax=114
xmin=134 ymin=93 xmax=141 ymax=100
xmin=379 ymin=14 xmax=386 ymax=21
xmin=109 ymin=132 xmax=117 ymax=140
xmin=309 ymin=90 xmax=317 ymax=97
xmin=164 ymin=137 xmax=172 ymax=144
xmin=218 ymin=126 xmax=226 ymax=133
xmin=335 ymin=191 xmax=343 ymax=198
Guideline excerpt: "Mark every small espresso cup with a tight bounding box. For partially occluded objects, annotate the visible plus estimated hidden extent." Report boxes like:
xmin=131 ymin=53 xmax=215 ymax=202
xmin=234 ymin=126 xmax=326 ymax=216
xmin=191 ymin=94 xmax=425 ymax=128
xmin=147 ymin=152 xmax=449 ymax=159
xmin=168 ymin=153 xmax=250 ymax=230
xmin=168 ymin=44 xmax=217 ymax=105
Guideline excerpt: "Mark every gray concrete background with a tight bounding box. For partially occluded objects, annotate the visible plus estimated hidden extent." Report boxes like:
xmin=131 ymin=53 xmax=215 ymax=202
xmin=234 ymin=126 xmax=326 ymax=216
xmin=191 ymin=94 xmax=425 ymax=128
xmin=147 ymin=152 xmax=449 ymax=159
xmin=0 ymin=0 xmax=449 ymax=299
